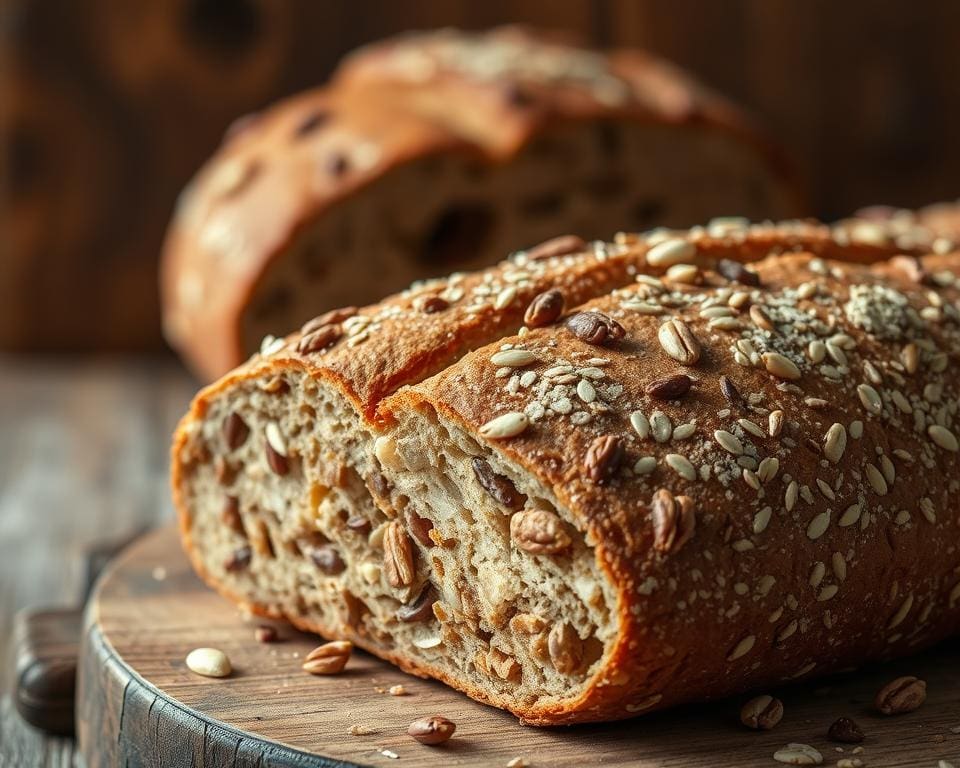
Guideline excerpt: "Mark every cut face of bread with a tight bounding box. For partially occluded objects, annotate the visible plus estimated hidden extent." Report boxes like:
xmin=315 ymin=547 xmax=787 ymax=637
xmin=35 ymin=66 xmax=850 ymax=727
xmin=239 ymin=120 xmax=796 ymax=360
xmin=161 ymin=26 xmax=804 ymax=381
xmin=173 ymin=222 xmax=959 ymax=724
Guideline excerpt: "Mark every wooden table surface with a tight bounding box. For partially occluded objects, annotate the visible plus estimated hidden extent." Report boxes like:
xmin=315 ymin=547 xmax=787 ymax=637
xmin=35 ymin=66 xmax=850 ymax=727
xmin=0 ymin=355 xmax=197 ymax=767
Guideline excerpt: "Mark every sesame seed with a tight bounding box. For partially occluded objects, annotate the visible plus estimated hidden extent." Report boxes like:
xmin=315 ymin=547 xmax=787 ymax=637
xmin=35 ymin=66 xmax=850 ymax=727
xmin=758 ymin=457 xmax=780 ymax=483
xmin=646 ymin=238 xmax=695 ymax=267
xmin=824 ymin=423 xmax=847 ymax=464
xmin=753 ymin=506 xmax=773 ymax=534
xmin=849 ymin=420 xmax=864 ymax=439
xmin=576 ymin=379 xmax=597 ymax=403
xmin=817 ymin=584 xmax=839 ymax=601
xmin=634 ymin=456 xmax=657 ymax=475
xmin=928 ymin=424 xmax=959 ymax=452
xmin=650 ymin=411 xmax=673 ymax=443
xmin=776 ymin=620 xmax=798 ymax=643
xmin=490 ymin=349 xmax=538 ymax=367
xmin=816 ymin=478 xmax=835 ymax=500
xmin=809 ymin=561 xmax=826 ymax=588
xmin=714 ymin=429 xmax=744 ymax=456
xmin=865 ymin=463 xmax=888 ymax=495
xmin=857 ymin=383 xmax=883 ymax=415
xmin=887 ymin=594 xmax=914 ymax=630
xmin=630 ymin=411 xmax=650 ymax=439
xmin=890 ymin=390 xmax=913 ymax=414
xmin=831 ymin=552 xmax=847 ymax=582
xmin=769 ymin=410 xmax=785 ymax=437
xmin=494 ymin=285 xmax=518 ymax=310
xmin=665 ymin=453 xmax=696 ymax=481
xmin=839 ymin=503 xmax=862 ymax=527
xmin=920 ymin=497 xmax=936 ymax=524
xmin=727 ymin=635 xmax=756 ymax=661
xmin=762 ymin=352 xmax=801 ymax=380
xmin=785 ymin=481 xmax=799 ymax=511
xmin=806 ymin=510 xmax=831 ymax=540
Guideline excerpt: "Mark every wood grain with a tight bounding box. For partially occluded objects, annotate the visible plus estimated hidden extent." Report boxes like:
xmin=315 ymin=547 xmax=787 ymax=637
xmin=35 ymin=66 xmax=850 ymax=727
xmin=78 ymin=524 xmax=960 ymax=768
xmin=0 ymin=358 xmax=196 ymax=767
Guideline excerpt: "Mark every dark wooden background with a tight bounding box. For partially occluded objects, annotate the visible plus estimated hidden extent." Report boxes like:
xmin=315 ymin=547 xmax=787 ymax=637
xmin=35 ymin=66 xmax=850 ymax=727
xmin=2 ymin=0 xmax=959 ymax=354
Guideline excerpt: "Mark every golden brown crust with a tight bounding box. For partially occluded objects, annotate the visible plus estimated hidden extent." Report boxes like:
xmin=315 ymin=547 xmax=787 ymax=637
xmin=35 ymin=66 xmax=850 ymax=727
xmin=172 ymin=219 xmax=959 ymax=725
xmin=160 ymin=26 xmax=803 ymax=381
xmin=389 ymin=248 xmax=960 ymax=723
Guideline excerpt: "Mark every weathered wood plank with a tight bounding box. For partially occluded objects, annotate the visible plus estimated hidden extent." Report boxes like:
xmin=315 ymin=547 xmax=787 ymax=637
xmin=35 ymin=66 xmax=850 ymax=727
xmin=0 ymin=358 xmax=196 ymax=766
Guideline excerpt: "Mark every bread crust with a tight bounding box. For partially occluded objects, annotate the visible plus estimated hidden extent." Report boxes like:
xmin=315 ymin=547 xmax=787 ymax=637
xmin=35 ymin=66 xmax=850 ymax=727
xmin=160 ymin=26 xmax=803 ymax=381
xmin=388 ymin=249 xmax=960 ymax=722
xmin=171 ymin=220 xmax=958 ymax=724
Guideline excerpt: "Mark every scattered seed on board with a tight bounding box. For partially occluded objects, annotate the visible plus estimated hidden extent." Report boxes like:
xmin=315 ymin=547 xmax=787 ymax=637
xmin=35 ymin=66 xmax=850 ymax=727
xmin=773 ymin=743 xmax=823 ymax=765
xmin=875 ymin=675 xmax=926 ymax=715
xmin=827 ymin=716 xmax=865 ymax=743
xmin=302 ymin=640 xmax=353 ymax=675
xmin=408 ymin=715 xmax=456 ymax=745
xmin=740 ymin=695 xmax=783 ymax=730
xmin=186 ymin=647 xmax=232 ymax=678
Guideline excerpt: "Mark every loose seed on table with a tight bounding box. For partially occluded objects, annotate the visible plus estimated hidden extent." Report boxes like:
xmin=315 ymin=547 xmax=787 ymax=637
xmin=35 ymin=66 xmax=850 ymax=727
xmin=875 ymin=675 xmax=926 ymax=714
xmin=185 ymin=647 xmax=232 ymax=678
xmin=828 ymin=716 xmax=865 ymax=743
xmin=408 ymin=715 xmax=456 ymax=745
xmin=739 ymin=694 xmax=783 ymax=730
xmin=303 ymin=640 xmax=353 ymax=675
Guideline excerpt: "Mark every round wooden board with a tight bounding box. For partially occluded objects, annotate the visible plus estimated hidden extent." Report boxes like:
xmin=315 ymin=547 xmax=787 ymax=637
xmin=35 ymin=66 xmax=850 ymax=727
xmin=77 ymin=525 xmax=960 ymax=768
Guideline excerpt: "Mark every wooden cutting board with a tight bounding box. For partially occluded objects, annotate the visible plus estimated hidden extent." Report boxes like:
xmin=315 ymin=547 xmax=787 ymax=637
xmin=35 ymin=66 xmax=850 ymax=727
xmin=77 ymin=525 xmax=960 ymax=768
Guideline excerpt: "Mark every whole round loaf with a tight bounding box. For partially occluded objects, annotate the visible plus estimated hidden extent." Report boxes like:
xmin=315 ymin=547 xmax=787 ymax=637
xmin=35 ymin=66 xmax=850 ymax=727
xmin=172 ymin=218 xmax=960 ymax=724
xmin=160 ymin=26 xmax=802 ymax=381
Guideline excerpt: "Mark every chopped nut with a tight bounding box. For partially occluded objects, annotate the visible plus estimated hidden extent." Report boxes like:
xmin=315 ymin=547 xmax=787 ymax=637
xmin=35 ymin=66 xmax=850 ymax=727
xmin=524 ymin=289 xmax=565 ymax=327
xmin=510 ymin=509 xmax=571 ymax=555
xmin=827 ymin=716 xmax=864 ymax=743
xmin=421 ymin=296 xmax=449 ymax=314
xmin=302 ymin=640 xmax=352 ymax=675
xmin=740 ymin=694 xmax=783 ymax=730
xmin=383 ymin=521 xmax=415 ymax=588
xmin=224 ymin=545 xmax=252 ymax=573
xmin=297 ymin=324 xmax=342 ymax=354
xmin=645 ymin=373 xmax=693 ymax=400
xmin=717 ymin=258 xmax=761 ymax=286
xmin=310 ymin=544 xmax=346 ymax=575
xmin=525 ymin=234 xmax=586 ymax=261
xmin=583 ymin=434 xmax=625 ymax=484
xmin=651 ymin=488 xmax=695 ymax=554
xmin=397 ymin=584 xmax=436 ymax=623
xmin=472 ymin=457 xmax=526 ymax=510
xmin=223 ymin=412 xmax=249 ymax=450
xmin=548 ymin=622 xmax=583 ymax=675
xmin=301 ymin=306 xmax=356 ymax=334
xmin=408 ymin=715 xmax=456 ymax=745
xmin=875 ymin=675 xmax=926 ymax=714
xmin=254 ymin=625 xmax=279 ymax=643
xmin=566 ymin=311 xmax=626 ymax=345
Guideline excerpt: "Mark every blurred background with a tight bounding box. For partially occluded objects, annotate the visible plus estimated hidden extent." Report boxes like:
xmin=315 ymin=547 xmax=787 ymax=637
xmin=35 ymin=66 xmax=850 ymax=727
xmin=2 ymin=2 xmax=960 ymax=760
xmin=3 ymin=0 xmax=960 ymax=355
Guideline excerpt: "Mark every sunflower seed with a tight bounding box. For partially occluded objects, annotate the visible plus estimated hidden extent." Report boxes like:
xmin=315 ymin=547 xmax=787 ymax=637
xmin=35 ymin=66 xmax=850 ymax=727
xmin=665 ymin=453 xmax=696 ymax=481
xmin=762 ymin=352 xmax=801 ymax=380
xmin=824 ymin=423 xmax=847 ymax=464
xmin=714 ymin=430 xmax=744 ymax=455
xmin=857 ymin=384 xmax=882 ymax=414
xmin=658 ymin=319 xmax=702 ymax=365
xmin=647 ymin=238 xmax=695 ymax=267
xmin=928 ymin=424 xmax=959 ymax=451
xmin=479 ymin=412 xmax=529 ymax=439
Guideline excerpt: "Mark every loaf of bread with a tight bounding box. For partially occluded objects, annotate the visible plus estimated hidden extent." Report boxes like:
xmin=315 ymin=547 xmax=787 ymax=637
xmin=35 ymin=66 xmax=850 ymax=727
xmin=172 ymin=218 xmax=960 ymax=724
xmin=161 ymin=26 xmax=803 ymax=381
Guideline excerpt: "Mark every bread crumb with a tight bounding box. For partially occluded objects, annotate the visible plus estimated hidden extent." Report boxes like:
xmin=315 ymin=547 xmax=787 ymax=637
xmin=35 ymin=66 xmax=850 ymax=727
xmin=388 ymin=684 xmax=409 ymax=696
